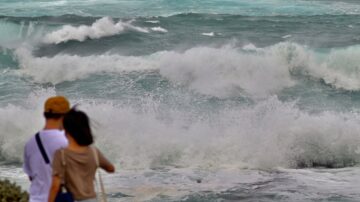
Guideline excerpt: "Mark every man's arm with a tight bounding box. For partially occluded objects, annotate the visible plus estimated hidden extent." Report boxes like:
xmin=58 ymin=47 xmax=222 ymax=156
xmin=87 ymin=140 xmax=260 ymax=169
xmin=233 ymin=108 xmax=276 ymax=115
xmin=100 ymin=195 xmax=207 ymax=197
xmin=23 ymin=144 xmax=33 ymax=181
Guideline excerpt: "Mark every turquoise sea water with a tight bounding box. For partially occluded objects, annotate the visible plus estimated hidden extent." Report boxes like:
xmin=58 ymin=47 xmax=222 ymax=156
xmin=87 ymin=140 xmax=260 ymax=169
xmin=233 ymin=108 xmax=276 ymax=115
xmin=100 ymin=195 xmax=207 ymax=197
xmin=1 ymin=0 xmax=360 ymax=201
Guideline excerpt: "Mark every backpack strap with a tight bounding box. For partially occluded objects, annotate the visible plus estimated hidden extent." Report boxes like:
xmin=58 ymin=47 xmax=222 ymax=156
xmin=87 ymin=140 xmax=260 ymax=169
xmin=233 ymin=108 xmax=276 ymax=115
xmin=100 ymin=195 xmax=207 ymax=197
xmin=35 ymin=132 xmax=50 ymax=164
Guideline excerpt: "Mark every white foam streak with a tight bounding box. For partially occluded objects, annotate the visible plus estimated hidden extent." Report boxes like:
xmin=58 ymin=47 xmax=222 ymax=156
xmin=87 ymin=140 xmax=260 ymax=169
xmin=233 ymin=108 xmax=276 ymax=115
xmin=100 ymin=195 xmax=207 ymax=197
xmin=282 ymin=34 xmax=292 ymax=39
xmin=151 ymin=27 xmax=168 ymax=33
xmin=43 ymin=17 xmax=149 ymax=44
xmin=146 ymin=20 xmax=160 ymax=24
xmin=202 ymin=32 xmax=215 ymax=36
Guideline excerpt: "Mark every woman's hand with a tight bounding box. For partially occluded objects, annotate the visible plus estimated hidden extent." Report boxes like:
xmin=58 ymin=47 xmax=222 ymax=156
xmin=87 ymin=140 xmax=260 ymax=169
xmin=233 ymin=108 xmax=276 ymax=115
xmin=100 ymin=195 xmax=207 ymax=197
xmin=104 ymin=163 xmax=115 ymax=173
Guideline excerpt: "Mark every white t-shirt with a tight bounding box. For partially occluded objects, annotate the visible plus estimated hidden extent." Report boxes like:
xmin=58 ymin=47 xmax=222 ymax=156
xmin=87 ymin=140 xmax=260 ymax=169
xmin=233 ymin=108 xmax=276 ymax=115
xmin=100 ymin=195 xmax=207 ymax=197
xmin=23 ymin=129 xmax=68 ymax=202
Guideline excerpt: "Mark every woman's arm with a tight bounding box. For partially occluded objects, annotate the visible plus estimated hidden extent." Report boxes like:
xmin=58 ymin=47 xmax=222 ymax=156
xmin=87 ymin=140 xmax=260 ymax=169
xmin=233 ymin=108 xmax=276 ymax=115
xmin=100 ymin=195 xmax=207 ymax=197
xmin=48 ymin=175 xmax=61 ymax=202
xmin=97 ymin=149 xmax=115 ymax=173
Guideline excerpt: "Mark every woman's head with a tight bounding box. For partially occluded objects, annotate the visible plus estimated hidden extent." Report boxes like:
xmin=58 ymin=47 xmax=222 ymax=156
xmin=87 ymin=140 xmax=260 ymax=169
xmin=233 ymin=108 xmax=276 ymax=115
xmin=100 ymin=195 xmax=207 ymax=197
xmin=63 ymin=108 xmax=94 ymax=146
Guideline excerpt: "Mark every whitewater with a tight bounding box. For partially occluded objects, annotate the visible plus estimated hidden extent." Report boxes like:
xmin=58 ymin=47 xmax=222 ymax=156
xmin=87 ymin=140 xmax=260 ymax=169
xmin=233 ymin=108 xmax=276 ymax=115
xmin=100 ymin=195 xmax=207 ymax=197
xmin=2 ymin=0 xmax=360 ymax=201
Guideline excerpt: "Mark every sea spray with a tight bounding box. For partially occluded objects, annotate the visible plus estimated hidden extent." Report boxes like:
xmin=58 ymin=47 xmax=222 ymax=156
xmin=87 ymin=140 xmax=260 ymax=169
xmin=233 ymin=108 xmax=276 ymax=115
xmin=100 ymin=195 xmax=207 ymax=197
xmin=1 ymin=89 xmax=360 ymax=169
xmin=0 ymin=89 xmax=55 ymax=163
xmin=0 ymin=19 xmax=45 ymax=48
xmin=306 ymin=46 xmax=360 ymax=90
xmin=67 ymin=96 xmax=360 ymax=169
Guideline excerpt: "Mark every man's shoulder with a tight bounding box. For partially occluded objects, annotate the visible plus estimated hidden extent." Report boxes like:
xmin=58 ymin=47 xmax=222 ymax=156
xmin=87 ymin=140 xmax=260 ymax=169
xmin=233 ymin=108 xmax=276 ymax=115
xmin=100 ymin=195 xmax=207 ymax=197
xmin=40 ymin=130 xmax=68 ymax=149
xmin=24 ymin=132 xmax=38 ymax=150
xmin=39 ymin=129 xmax=64 ymax=136
xmin=25 ymin=130 xmax=67 ymax=149
xmin=40 ymin=130 xmax=66 ymax=140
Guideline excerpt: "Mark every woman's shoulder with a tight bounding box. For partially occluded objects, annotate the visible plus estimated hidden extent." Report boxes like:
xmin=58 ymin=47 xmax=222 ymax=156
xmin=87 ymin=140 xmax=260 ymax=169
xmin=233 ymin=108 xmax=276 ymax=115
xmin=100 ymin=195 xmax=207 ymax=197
xmin=54 ymin=147 xmax=65 ymax=157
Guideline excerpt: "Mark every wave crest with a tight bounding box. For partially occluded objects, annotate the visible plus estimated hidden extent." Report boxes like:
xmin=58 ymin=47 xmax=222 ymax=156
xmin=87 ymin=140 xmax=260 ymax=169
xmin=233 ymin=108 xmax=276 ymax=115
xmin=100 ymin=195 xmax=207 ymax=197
xmin=306 ymin=46 xmax=360 ymax=90
xmin=43 ymin=17 xmax=149 ymax=44
xmin=13 ymin=42 xmax=360 ymax=98
xmin=15 ymin=43 xmax=300 ymax=98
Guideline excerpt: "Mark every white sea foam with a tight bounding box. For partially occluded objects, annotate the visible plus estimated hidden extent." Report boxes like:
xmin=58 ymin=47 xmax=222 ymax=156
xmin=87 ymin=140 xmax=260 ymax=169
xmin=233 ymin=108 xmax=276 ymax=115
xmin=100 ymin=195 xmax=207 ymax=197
xmin=157 ymin=44 xmax=297 ymax=98
xmin=151 ymin=26 xmax=168 ymax=33
xmin=43 ymin=17 xmax=149 ymax=44
xmin=2 ymin=89 xmax=360 ymax=170
xmin=201 ymin=32 xmax=215 ymax=36
xmin=304 ymin=45 xmax=360 ymax=90
xmin=14 ymin=42 xmax=360 ymax=98
xmin=14 ymin=43 xmax=298 ymax=98
xmin=146 ymin=20 xmax=160 ymax=24
xmin=282 ymin=34 xmax=292 ymax=39
xmin=57 ymin=97 xmax=360 ymax=169
xmin=242 ymin=43 xmax=259 ymax=51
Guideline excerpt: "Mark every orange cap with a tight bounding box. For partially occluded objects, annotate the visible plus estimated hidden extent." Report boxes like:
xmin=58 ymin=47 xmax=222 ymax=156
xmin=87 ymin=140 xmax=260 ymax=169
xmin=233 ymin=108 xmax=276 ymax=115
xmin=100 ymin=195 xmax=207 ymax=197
xmin=44 ymin=96 xmax=70 ymax=114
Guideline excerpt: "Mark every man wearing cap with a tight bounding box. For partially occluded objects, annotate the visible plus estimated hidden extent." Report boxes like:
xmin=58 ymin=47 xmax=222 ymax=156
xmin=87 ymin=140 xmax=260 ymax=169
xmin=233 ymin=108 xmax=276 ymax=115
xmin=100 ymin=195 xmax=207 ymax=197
xmin=23 ymin=96 xmax=70 ymax=202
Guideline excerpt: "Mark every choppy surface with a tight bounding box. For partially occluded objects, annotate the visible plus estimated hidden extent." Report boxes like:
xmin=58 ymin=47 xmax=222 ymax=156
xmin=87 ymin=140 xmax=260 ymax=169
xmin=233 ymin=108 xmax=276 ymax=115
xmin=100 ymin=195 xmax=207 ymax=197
xmin=3 ymin=165 xmax=360 ymax=201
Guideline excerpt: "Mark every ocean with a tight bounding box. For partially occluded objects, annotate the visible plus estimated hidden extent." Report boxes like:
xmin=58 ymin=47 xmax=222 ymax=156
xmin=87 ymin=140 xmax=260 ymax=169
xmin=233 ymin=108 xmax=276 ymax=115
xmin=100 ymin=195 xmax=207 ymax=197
xmin=1 ymin=0 xmax=360 ymax=201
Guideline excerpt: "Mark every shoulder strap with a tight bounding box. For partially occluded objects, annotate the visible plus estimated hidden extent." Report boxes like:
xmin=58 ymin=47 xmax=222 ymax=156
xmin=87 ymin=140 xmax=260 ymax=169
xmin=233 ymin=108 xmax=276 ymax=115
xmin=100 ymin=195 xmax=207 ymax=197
xmin=91 ymin=146 xmax=107 ymax=202
xmin=91 ymin=147 xmax=99 ymax=168
xmin=35 ymin=132 xmax=50 ymax=164
xmin=60 ymin=149 xmax=66 ymax=167
xmin=60 ymin=149 xmax=67 ymax=187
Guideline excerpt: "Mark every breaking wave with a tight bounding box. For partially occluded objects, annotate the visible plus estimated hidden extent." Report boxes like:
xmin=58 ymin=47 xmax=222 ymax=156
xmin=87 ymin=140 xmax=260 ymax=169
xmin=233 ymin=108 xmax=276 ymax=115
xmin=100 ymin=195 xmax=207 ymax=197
xmin=43 ymin=17 xmax=149 ymax=44
xmin=12 ymin=42 xmax=360 ymax=98
xmin=1 ymin=89 xmax=360 ymax=169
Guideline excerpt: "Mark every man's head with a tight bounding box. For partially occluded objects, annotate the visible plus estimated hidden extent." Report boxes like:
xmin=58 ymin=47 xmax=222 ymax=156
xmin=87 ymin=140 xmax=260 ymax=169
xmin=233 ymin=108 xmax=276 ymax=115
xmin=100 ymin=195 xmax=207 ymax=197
xmin=43 ymin=96 xmax=70 ymax=119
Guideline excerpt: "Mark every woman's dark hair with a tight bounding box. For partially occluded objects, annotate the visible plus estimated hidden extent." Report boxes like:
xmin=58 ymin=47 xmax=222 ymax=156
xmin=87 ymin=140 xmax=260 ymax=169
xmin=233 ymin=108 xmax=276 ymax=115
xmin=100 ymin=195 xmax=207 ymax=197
xmin=63 ymin=108 xmax=93 ymax=146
